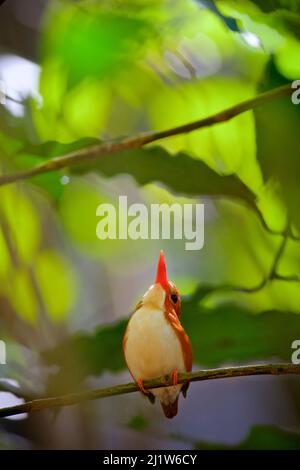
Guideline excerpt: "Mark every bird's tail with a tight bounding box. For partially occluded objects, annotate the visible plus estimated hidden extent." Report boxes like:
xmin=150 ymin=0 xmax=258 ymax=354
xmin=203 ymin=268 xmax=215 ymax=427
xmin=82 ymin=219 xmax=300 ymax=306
xmin=160 ymin=397 xmax=179 ymax=419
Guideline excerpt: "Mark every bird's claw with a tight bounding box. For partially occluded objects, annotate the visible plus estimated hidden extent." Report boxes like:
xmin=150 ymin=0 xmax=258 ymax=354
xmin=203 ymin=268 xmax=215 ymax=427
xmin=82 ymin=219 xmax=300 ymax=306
xmin=137 ymin=378 xmax=155 ymax=403
xmin=137 ymin=378 xmax=149 ymax=395
xmin=171 ymin=369 xmax=178 ymax=386
xmin=147 ymin=393 xmax=156 ymax=404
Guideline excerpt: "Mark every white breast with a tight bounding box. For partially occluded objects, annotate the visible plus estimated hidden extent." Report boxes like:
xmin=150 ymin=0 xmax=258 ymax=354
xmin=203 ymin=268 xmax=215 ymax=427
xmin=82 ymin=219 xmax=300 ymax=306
xmin=125 ymin=305 xmax=186 ymax=381
xmin=124 ymin=298 xmax=186 ymax=405
xmin=124 ymin=283 xmax=187 ymax=406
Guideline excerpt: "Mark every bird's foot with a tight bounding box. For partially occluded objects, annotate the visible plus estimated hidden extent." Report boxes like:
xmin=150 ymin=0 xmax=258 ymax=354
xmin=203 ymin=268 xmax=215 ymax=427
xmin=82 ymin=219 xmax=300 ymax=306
xmin=137 ymin=378 xmax=149 ymax=395
xmin=181 ymin=382 xmax=189 ymax=398
xmin=137 ymin=378 xmax=155 ymax=404
xmin=171 ymin=369 xmax=178 ymax=386
xmin=147 ymin=393 xmax=156 ymax=404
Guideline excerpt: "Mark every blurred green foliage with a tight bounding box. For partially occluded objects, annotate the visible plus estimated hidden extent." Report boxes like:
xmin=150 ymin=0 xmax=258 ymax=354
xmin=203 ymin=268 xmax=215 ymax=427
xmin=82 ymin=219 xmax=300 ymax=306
xmin=194 ymin=425 xmax=300 ymax=449
xmin=42 ymin=300 xmax=300 ymax=392
xmin=127 ymin=414 xmax=149 ymax=432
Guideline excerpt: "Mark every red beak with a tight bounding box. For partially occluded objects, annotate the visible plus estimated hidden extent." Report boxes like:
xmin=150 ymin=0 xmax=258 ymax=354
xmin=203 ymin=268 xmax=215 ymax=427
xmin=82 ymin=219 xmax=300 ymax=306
xmin=155 ymin=250 xmax=169 ymax=291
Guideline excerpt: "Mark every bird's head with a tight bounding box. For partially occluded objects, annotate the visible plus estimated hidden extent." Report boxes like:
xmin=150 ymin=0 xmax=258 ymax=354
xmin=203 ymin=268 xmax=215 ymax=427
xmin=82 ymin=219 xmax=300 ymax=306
xmin=142 ymin=250 xmax=181 ymax=317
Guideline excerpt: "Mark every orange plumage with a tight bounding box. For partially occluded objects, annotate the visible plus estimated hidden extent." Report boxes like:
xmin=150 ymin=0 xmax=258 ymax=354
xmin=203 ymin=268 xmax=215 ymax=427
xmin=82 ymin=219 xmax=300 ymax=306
xmin=123 ymin=250 xmax=193 ymax=418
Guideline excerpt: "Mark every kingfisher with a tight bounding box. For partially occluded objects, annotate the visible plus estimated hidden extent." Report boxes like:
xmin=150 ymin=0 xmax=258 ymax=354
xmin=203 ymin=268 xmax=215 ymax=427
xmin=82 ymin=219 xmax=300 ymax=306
xmin=123 ymin=250 xmax=193 ymax=418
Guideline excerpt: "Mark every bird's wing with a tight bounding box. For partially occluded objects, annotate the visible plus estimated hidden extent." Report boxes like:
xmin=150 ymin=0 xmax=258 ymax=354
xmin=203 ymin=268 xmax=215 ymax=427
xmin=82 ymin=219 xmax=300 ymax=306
xmin=166 ymin=310 xmax=193 ymax=372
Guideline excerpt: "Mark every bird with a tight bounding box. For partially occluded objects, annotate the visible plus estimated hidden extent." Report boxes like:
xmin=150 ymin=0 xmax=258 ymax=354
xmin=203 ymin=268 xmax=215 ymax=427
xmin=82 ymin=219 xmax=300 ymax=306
xmin=123 ymin=250 xmax=193 ymax=418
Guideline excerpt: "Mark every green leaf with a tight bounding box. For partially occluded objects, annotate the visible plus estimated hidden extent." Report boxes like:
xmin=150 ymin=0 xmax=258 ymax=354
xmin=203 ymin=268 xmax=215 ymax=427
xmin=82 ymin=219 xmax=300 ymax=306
xmin=12 ymin=138 xmax=100 ymax=200
xmin=43 ymin=5 xmax=155 ymax=87
xmin=249 ymin=0 xmax=300 ymax=14
xmin=217 ymin=0 xmax=300 ymax=77
xmin=16 ymin=140 xmax=256 ymax=207
xmin=34 ymin=250 xmax=77 ymax=322
xmin=193 ymin=425 xmax=300 ymax=450
xmin=42 ymin=298 xmax=300 ymax=392
xmin=254 ymin=62 xmax=300 ymax=231
xmin=183 ymin=300 xmax=300 ymax=367
xmin=0 ymin=186 xmax=40 ymax=265
xmin=195 ymin=0 xmax=240 ymax=32
xmin=148 ymin=79 xmax=262 ymax=193
xmin=42 ymin=318 xmax=128 ymax=393
xmin=95 ymin=146 xmax=256 ymax=205
xmin=21 ymin=137 xmax=100 ymax=159
xmin=34 ymin=1 xmax=161 ymax=141
xmin=7 ymin=268 xmax=39 ymax=325
xmin=127 ymin=414 xmax=149 ymax=432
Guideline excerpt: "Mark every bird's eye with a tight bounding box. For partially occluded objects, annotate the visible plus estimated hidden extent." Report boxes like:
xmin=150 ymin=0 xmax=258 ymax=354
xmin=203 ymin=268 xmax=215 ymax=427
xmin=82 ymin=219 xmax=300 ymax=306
xmin=171 ymin=293 xmax=178 ymax=304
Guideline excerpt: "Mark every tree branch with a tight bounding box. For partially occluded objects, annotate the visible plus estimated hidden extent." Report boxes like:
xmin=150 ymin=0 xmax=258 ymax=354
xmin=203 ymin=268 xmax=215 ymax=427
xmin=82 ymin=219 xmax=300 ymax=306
xmin=252 ymin=207 xmax=300 ymax=241
xmin=195 ymin=220 xmax=300 ymax=301
xmin=4 ymin=94 xmax=24 ymax=105
xmin=0 ymin=83 xmax=292 ymax=187
xmin=0 ymin=363 xmax=299 ymax=418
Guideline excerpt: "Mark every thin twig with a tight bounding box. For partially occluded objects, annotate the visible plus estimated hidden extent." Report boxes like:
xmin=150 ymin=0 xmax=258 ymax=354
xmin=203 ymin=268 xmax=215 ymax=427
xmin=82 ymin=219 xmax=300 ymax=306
xmin=0 ymin=84 xmax=292 ymax=187
xmin=4 ymin=94 xmax=24 ymax=105
xmin=0 ymin=363 xmax=299 ymax=418
xmin=255 ymin=211 xmax=300 ymax=241
xmin=269 ymin=220 xmax=290 ymax=280
xmin=197 ymin=221 xmax=300 ymax=299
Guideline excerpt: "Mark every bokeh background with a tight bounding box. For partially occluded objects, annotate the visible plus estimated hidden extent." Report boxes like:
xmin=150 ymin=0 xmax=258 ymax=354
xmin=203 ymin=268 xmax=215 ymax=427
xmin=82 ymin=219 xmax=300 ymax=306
xmin=0 ymin=0 xmax=300 ymax=449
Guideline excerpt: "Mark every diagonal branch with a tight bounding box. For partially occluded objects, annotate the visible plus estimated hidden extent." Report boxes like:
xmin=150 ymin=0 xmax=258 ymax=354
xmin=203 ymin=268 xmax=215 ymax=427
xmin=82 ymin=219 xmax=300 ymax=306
xmin=232 ymin=221 xmax=291 ymax=293
xmin=0 ymin=83 xmax=292 ymax=187
xmin=0 ymin=363 xmax=299 ymax=418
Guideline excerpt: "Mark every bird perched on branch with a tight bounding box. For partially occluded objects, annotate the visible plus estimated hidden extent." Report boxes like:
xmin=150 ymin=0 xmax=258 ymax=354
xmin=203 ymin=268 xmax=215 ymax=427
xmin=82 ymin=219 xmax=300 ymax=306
xmin=123 ymin=250 xmax=193 ymax=418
